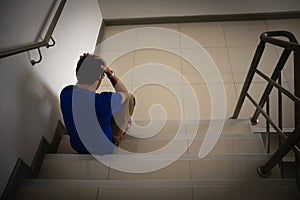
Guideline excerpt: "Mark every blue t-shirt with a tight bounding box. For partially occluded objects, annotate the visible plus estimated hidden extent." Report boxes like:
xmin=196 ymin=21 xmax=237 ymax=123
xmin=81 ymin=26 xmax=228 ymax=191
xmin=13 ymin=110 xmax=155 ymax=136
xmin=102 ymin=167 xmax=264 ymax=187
xmin=60 ymin=85 xmax=122 ymax=154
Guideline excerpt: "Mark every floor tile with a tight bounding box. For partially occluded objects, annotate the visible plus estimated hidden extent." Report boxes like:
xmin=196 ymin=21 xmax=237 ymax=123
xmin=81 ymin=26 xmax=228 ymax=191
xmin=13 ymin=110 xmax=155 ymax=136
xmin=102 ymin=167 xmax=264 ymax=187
xmin=121 ymin=121 xmax=186 ymax=148
xmin=223 ymin=20 xmax=269 ymax=46
xmin=131 ymin=84 xmax=183 ymax=121
xmin=185 ymin=120 xmax=251 ymax=135
xmin=109 ymin=160 xmax=191 ymax=179
xmin=132 ymin=49 xmax=183 ymax=84
xmin=97 ymin=28 xmax=137 ymax=51
xmin=182 ymin=83 xmax=237 ymax=120
xmin=205 ymin=47 xmax=235 ymax=83
xmin=17 ymin=186 xmax=98 ymax=200
xmin=126 ymin=120 xmax=186 ymax=138
xmin=99 ymin=187 xmax=193 ymax=200
xmin=136 ymin=26 xmax=180 ymax=50
xmin=118 ymin=139 xmax=188 ymax=154
xmin=179 ymin=22 xmax=226 ymax=48
xmin=194 ymin=187 xmax=256 ymax=200
xmin=134 ymin=48 xmax=182 ymax=72
xmin=39 ymin=159 xmax=109 ymax=179
xmin=181 ymin=57 xmax=205 ymax=84
xmin=38 ymin=159 xmax=84 ymax=179
xmin=138 ymin=23 xmax=180 ymax=31
xmin=101 ymin=25 xmax=138 ymax=42
xmin=228 ymin=46 xmax=283 ymax=83
xmin=194 ymin=186 xmax=299 ymax=200
xmin=266 ymin=18 xmax=300 ymax=41
xmin=188 ymin=137 xmax=264 ymax=155
xmin=205 ymin=47 xmax=233 ymax=73
xmin=181 ymin=48 xmax=231 ymax=84
xmin=191 ymin=159 xmax=280 ymax=179
xmin=281 ymin=52 xmax=294 ymax=83
xmin=86 ymin=160 xmax=111 ymax=179
xmin=132 ymin=63 xmax=183 ymax=85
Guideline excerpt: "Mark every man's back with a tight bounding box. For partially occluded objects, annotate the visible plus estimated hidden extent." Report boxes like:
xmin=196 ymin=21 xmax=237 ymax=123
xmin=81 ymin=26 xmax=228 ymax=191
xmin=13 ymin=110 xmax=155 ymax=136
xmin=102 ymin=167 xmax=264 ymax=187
xmin=60 ymin=85 xmax=122 ymax=154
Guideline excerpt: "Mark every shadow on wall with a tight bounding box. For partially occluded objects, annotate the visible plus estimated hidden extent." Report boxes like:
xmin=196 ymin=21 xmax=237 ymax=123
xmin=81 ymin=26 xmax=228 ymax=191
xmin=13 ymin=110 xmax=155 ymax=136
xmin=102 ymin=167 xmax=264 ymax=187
xmin=0 ymin=55 xmax=61 ymax=196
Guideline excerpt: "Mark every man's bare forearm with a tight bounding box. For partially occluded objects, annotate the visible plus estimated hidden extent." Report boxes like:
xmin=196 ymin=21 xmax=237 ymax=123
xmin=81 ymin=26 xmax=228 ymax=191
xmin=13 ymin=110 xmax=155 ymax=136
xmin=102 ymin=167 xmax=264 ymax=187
xmin=105 ymin=68 xmax=129 ymax=102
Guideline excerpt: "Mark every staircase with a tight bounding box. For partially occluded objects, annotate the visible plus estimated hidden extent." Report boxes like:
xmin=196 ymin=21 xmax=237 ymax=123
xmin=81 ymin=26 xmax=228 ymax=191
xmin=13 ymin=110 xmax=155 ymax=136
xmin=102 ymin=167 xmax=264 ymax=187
xmin=15 ymin=119 xmax=299 ymax=200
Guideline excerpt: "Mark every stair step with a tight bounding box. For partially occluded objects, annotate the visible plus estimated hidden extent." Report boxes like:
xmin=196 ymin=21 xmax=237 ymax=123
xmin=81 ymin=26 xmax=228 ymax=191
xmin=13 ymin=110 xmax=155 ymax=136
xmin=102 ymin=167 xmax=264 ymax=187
xmin=57 ymin=137 xmax=264 ymax=156
xmin=16 ymin=179 xmax=299 ymax=200
xmin=128 ymin=119 xmax=252 ymax=136
xmin=38 ymin=153 xmax=281 ymax=180
xmin=57 ymin=119 xmax=257 ymax=154
xmin=118 ymin=135 xmax=263 ymax=154
xmin=58 ymin=133 xmax=262 ymax=153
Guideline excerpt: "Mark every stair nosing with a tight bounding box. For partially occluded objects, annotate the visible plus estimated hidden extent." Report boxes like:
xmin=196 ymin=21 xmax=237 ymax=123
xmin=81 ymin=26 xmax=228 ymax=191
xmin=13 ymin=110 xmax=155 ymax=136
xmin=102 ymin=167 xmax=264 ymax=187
xmin=21 ymin=178 xmax=297 ymax=188
xmin=44 ymin=153 xmax=273 ymax=161
xmin=121 ymin=133 xmax=261 ymax=140
xmin=130 ymin=119 xmax=250 ymax=124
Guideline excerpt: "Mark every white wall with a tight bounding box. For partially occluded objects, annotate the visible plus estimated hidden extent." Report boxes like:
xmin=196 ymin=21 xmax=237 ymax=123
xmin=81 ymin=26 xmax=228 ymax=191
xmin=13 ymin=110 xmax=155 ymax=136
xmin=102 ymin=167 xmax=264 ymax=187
xmin=0 ymin=0 xmax=102 ymax=196
xmin=98 ymin=0 xmax=300 ymax=19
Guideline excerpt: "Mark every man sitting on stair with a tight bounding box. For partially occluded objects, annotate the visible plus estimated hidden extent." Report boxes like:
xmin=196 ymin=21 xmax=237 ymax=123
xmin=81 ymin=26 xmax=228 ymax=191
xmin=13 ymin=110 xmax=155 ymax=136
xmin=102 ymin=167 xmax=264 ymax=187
xmin=60 ymin=53 xmax=135 ymax=154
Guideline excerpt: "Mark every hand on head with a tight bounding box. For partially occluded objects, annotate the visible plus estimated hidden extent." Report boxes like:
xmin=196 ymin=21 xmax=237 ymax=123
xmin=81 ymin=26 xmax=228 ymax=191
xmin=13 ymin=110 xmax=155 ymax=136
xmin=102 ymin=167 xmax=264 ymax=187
xmin=79 ymin=53 xmax=108 ymax=72
xmin=94 ymin=55 xmax=109 ymax=74
xmin=80 ymin=53 xmax=89 ymax=59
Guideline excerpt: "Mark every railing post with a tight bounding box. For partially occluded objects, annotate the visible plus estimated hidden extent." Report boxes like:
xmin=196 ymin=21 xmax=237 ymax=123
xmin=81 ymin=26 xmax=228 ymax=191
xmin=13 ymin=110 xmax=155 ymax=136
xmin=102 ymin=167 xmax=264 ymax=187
xmin=296 ymin=151 xmax=300 ymax=192
xmin=295 ymin=50 xmax=300 ymax=192
xmin=277 ymin=73 xmax=283 ymax=176
xmin=295 ymin=50 xmax=300 ymax=130
xmin=231 ymin=41 xmax=265 ymax=119
xmin=257 ymin=127 xmax=300 ymax=178
xmin=250 ymin=49 xmax=292 ymax=124
xmin=266 ymin=96 xmax=270 ymax=153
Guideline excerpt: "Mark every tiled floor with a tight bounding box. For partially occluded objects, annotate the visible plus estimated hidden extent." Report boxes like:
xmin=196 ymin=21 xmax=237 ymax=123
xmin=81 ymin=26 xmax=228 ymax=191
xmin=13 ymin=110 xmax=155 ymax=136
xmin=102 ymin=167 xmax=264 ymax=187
xmin=96 ymin=18 xmax=300 ymax=129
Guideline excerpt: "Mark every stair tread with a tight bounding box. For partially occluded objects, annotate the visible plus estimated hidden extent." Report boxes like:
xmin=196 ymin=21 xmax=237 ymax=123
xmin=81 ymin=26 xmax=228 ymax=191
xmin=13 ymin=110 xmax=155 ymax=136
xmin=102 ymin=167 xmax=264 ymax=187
xmin=57 ymin=119 xmax=252 ymax=153
xmin=44 ymin=153 xmax=274 ymax=160
xmin=16 ymin=179 xmax=299 ymax=200
xmin=38 ymin=153 xmax=281 ymax=180
xmin=22 ymin=178 xmax=298 ymax=187
xmin=58 ymin=135 xmax=264 ymax=154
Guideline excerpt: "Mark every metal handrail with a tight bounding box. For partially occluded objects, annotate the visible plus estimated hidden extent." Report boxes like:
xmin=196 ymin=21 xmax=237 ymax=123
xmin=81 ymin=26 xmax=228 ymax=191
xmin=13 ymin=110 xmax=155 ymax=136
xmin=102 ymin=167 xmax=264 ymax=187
xmin=245 ymin=92 xmax=287 ymax=139
xmin=232 ymin=31 xmax=300 ymax=123
xmin=0 ymin=0 xmax=66 ymax=62
xmin=260 ymin=31 xmax=300 ymax=51
xmin=254 ymin=68 xmax=300 ymax=104
xmin=257 ymin=125 xmax=300 ymax=178
xmin=230 ymin=30 xmax=300 ymax=190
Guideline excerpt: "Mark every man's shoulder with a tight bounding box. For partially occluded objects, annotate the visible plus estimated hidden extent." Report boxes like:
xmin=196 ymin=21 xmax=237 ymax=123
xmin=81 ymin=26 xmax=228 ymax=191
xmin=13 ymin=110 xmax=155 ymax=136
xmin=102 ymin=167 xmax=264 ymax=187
xmin=60 ymin=85 xmax=75 ymax=98
xmin=62 ymin=85 xmax=75 ymax=91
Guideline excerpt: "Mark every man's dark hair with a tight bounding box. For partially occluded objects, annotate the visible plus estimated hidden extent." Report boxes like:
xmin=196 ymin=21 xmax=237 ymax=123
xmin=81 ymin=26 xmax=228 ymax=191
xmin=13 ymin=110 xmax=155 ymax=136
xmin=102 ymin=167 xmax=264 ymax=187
xmin=76 ymin=55 xmax=88 ymax=75
xmin=75 ymin=54 xmax=104 ymax=85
